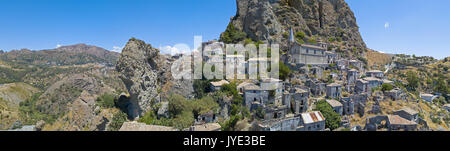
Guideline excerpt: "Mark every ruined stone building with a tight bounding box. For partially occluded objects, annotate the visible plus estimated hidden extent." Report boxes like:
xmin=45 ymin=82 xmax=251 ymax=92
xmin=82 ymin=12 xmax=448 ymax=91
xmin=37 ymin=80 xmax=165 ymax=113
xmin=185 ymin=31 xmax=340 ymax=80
xmin=283 ymin=88 xmax=309 ymax=114
xmin=306 ymin=79 xmax=327 ymax=97
xmin=341 ymin=97 xmax=354 ymax=115
xmin=326 ymin=83 xmax=342 ymax=99
xmin=257 ymin=111 xmax=325 ymax=131
xmin=394 ymin=108 xmax=419 ymax=122
xmin=387 ymin=115 xmax=417 ymax=131
xmin=326 ymin=99 xmax=344 ymax=116
xmin=366 ymin=70 xmax=384 ymax=79
xmin=244 ymin=83 xmax=269 ymax=110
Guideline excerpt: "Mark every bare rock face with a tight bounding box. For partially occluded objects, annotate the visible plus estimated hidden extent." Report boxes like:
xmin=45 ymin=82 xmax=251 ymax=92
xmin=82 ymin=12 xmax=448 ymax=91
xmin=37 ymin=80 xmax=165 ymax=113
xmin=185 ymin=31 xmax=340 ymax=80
xmin=116 ymin=38 xmax=161 ymax=119
xmin=116 ymin=38 xmax=196 ymax=119
xmin=228 ymin=0 xmax=366 ymax=50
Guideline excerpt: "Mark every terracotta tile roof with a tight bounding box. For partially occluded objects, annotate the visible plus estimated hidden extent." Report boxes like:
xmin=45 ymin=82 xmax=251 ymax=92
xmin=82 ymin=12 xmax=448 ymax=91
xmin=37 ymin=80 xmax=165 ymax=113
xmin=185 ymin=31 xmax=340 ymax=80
xmin=388 ymin=115 xmax=417 ymax=125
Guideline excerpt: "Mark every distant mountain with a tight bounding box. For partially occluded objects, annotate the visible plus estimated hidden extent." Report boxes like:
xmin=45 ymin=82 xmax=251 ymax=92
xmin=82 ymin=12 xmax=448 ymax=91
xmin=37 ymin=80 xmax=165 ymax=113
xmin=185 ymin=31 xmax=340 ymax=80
xmin=0 ymin=44 xmax=119 ymax=66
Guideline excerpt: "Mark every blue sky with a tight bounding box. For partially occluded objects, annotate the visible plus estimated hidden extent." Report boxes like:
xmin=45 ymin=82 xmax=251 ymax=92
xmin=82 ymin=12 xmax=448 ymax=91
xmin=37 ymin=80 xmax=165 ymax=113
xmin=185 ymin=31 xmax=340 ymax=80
xmin=0 ymin=0 xmax=449 ymax=59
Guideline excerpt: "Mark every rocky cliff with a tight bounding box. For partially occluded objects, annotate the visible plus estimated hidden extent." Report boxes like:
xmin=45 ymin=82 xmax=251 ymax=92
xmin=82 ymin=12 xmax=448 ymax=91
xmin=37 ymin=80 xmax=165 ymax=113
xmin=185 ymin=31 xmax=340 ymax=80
xmin=116 ymin=38 xmax=194 ymax=119
xmin=225 ymin=0 xmax=366 ymax=50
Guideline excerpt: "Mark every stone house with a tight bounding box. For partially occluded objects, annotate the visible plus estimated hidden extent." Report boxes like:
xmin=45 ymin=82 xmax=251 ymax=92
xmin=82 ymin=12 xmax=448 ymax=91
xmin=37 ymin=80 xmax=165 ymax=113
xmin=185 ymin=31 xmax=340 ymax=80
xmin=384 ymin=88 xmax=403 ymax=101
xmin=298 ymin=111 xmax=326 ymax=131
xmin=341 ymin=97 xmax=354 ymax=115
xmin=282 ymin=88 xmax=309 ymax=114
xmin=351 ymin=93 xmax=368 ymax=116
xmin=257 ymin=114 xmax=302 ymax=131
xmin=366 ymin=70 xmax=384 ymax=79
xmin=210 ymin=80 xmax=229 ymax=91
xmin=356 ymin=79 xmax=369 ymax=94
xmin=196 ymin=110 xmax=217 ymax=124
xmin=420 ymin=93 xmax=436 ymax=102
xmin=237 ymin=82 xmax=253 ymax=94
xmin=394 ymin=108 xmax=419 ymax=122
xmin=326 ymin=51 xmax=338 ymax=64
xmin=264 ymin=105 xmax=289 ymax=120
xmin=326 ymin=83 xmax=342 ymax=99
xmin=310 ymin=66 xmax=324 ymax=78
xmin=326 ymin=99 xmax=343 ymax=116
xmin=349 ymin=60 xmax=363 ymax=70
xmin=306 ymin=79 xmax=326 ymax=96
xmin=260 ymin=78 xmax=284 ymax=105
xmin=363 ymin=77 xmax=383 ymax=90
xmin=347 ymin=69 xmax=358 ymax=85
xmin=387 ymin=115 xmax=417 ymax=131
xmin=244 ymin=84 xmax=269 ymax=109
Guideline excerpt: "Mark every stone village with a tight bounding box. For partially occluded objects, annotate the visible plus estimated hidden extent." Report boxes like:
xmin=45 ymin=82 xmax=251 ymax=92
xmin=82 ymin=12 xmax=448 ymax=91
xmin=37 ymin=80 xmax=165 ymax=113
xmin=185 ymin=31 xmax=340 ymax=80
xmin=119 ymin=29 xmax=445 ymax=132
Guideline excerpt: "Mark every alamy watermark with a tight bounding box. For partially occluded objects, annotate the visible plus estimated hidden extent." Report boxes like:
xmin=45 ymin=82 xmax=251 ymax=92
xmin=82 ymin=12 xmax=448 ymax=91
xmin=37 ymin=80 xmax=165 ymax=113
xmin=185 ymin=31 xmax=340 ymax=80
xmin=170 ymin=36 xmax=280 ymax=80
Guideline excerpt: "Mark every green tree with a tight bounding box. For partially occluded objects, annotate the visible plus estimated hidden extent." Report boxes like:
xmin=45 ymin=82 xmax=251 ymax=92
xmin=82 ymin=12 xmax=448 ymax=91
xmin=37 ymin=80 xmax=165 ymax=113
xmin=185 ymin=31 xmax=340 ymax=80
xmin=279 ymin=62 xmax=291 ymax=81
xmin=314 ymin=100 xmax=341 ymax=130
xmin=406 ymin=71 xmax=419 ymax=91
xmin=295 ymin=31 xmax=306 ymax=40
xmin=96 ymin=94 xmax=116 ymax=108
xmin=220 ymin=23 xmax=247 ymax=43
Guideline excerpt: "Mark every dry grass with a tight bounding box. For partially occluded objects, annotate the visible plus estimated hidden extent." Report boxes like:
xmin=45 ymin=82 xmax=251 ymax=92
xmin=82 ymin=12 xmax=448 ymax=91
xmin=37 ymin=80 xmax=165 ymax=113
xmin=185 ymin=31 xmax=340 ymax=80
xmin=366 ymin=49 xmax=394 ymax=68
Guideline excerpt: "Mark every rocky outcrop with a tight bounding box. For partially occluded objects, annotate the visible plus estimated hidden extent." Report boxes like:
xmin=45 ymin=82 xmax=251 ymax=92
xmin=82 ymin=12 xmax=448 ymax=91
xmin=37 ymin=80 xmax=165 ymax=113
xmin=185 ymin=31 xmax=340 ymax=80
xmin=226 ymin=0 xmax=366 ymax=50
xmin=116 ymin=38 xmax=161 ymax=119
xmin=116 ymin=38 xmax=195 ymax=119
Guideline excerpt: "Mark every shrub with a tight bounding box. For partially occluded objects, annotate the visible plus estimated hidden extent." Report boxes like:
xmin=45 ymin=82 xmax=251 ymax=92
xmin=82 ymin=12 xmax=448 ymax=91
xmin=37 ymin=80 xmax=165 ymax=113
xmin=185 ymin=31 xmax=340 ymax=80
xmin=96 ymin=94 xmax=116 ymax=108
xmin=279 ymin=62 xmax=291 ymax=81
xmin=381 ymin=83 xmax=394 ymax=92
xmin=295 ymin=31 xmax=306 ymax=40
xmin=108 ymin=111 xmax=128 ymax=131
xmin=220 ymin=23 xmax=247 ymax=43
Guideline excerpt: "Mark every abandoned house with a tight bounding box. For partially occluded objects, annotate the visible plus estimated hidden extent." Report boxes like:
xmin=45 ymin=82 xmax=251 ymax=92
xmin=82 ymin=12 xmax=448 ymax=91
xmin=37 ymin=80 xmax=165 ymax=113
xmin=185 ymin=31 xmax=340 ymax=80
xmin=387 ymin=115 xmax=417 ymax=131
xmin=366 ymin=70 xmax=384 ymax=79
xmin=306 ymin=79 xmax=326 ymax=96
xmin=420 ymin=93 xmax=437 ymax=102
xmin=264 ymin=105 xmax=289 ymax=120
xmin=244 ymin=83 xmax=269 ymax=109
xmin=394 ymin=108 xmax=419 ymax=122
xmin=298 ymin=111 xmax=326 ymax=131
xmin=341 ymin=97 xmax=354 ymax=115
xmin=283 ymin=88 xmax=309 ymax=114
xmin=196 ymin=110 xmax=217 ymax=124
xmin=326 ymin=99 xmax=344 ymax=116
xmin=210 ymin=80 xmax=229 ymax=91
xmin=326 ymin=83 xmax=342 ymax=99
xmin=384 ymin=88 xmax=403 ymax=101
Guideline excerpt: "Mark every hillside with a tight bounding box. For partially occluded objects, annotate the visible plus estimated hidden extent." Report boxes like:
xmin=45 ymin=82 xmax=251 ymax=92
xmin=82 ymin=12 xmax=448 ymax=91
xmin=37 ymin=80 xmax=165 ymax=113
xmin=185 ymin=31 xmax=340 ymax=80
xmin=222 ymin=0 xmax=366 ymax=53
xmin=0 ymin=83 xmax=40 ymax=129
xmin=0 ymin=44 xmax=119 ymax=66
